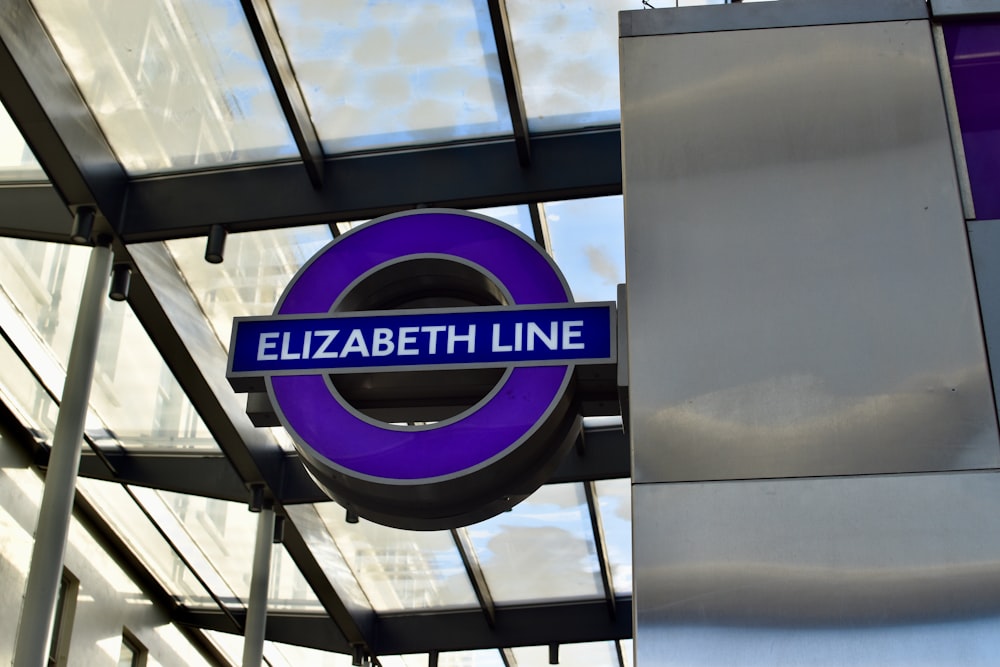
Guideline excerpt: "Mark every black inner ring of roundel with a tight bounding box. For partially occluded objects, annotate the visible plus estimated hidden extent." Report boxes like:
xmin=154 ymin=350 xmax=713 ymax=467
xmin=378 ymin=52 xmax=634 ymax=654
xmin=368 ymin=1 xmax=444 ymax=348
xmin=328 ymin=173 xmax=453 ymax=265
xmin=329 ymin=257 xmax=508 ymax=424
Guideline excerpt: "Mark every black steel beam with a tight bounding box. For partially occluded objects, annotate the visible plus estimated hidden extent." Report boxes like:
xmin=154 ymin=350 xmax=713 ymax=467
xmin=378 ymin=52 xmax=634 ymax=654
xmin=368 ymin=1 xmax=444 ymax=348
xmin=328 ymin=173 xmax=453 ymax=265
xmin=548 ymin=425 xmax=629 ymax=485
xmin=0 ymin=0 xmax=127 ymax=231
xmin=239 ymin=0 xmax=324 ymax=187
xmin=177 ymin=597 xmax=632 ymax=655
xmin=77 ymin=425 xmax=628 ymax=504
xmin=120 ymin=129 xmax=621 ymax=243
xmin=529 ymin=202 xmax=551 ymax=253
xmin=373 ymin=597 xmax=631 ymax=654
xmin=488 ymin=0 xmax=531 ymax=166
xmin=76 ymin=450 xmax=249 ymax=503
xmin=0 ymin=130 xmax=622 ymax=245
xmin=0 ymin=184 xmax=73 ymax=243
xmin=175 ymin=608 xmax=354 ymax=655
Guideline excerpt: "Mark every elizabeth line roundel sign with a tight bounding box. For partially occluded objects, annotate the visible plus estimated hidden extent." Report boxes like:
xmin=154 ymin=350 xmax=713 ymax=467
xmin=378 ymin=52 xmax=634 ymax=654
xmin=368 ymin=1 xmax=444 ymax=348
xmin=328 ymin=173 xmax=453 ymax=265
xmin=227 ymin=209 xmax=616 ymax=529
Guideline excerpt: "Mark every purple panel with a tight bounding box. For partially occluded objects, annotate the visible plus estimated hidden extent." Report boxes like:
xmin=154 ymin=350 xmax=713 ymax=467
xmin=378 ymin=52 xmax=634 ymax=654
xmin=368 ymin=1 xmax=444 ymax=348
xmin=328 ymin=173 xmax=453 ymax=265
xmin=269 ymin=211 xmax=572 ymax=482
xmin=945 ymin=21 xmax=1000 ymax=220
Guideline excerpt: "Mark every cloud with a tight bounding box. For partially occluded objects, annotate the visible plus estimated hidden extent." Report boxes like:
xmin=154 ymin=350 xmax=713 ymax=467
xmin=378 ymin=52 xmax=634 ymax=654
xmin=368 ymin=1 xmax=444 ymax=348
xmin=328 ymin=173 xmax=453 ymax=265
xmin=584 ymin=244 xmax=622 ymax=285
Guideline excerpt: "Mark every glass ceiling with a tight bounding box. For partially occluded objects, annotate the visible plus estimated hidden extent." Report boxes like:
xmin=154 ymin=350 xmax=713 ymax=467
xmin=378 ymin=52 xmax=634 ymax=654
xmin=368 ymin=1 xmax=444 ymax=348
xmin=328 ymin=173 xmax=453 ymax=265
xmin=271 ymin=0 xmax=512 ymax=153
xmin=0 ymin=0 xmax=672 ymax=661
xmin=0 ymin=105 xmax=43 ymax=180
xmin=31 ymin=0 xmax=297 ymax=174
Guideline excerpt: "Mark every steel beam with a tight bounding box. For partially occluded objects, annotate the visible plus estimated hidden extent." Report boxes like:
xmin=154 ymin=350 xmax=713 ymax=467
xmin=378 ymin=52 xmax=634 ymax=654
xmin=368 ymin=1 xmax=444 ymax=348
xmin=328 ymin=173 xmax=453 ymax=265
xmin=529 ymin=202 xmax=552 ymax=254
xmin=374 ymin=597 xmax=632 ymax=654
xmin=0 ymin=130 xmax=622 ymax=245
xmin=488 ymin=0 xmax=531 ymax=166
xmin=76 ymin=425 xmax=629 ymax=504
xmin=177 ymin=597 xmax=632 ymax=655
xmin=76 ymin=449 xmax=249 ymax=502
xmin=548 ymin=425 xmax=629 ymax=485
xmin=0 ymin=184 xmax=73 ymax=242
xmin=239 ymin=0 xmax=324 ymax=187
xmin=120 ymin=129 xmax=621 ymax=242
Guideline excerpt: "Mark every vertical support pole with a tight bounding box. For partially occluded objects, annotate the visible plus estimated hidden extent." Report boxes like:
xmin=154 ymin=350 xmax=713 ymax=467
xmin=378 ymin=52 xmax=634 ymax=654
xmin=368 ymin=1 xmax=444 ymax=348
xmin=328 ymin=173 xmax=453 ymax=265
xmin=13 ymin=242 xmax=112 ymax=667
xmin=242 ymin=505 xmax=275 ymax=667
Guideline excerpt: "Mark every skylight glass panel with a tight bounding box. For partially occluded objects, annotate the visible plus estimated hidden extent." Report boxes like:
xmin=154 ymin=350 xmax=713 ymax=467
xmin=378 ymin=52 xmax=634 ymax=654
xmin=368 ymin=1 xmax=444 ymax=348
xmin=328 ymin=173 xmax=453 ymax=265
xmin=202 ymin=632 xmax=243 ymax=667
xmin=271 ymin=0 xmax=511 ymax=152
xmin=0 ymin=334 xmax=58 ymax=441
xmin=165 ymin=226 xmax=333 ymax=349
xmin=269 ymin=544 xmax=326 ymax=612
xmin=76 ymin=479 xmax=217 ymax=606
xmin=91 ymin=299 xmax=217 ymax=451
xmin=596 ymin=478 xmax=632 ymax=595
xmin=468 ymin=482 xmax=603 ymax=603
xmin=284 ymin=504 xmax=373 ymax=615
xmin=0 ymin=238 xmax=215 ymax=451
xmin=472 ymin=204 xmax=534 ymax=238
xmin=335 ymin=220 xmax=366 ymax=235
xmin=428 ymin=650 xmax=506 ymax=667
xmin=164 ymin=229 xmax=334 ymax=453
xmin=509 ymin=1 xmax=733 ymax=132
xmin=0 ymin=238 xmax=88 ymax=372
xmin=513 ymin=642 xmax=622 ymax=666
xmin=134 ymin=490 xmax=254 ymax=606
xmin=31 ymin=0 xmax=297 ymax=174
xmin=622 ymin=639 xmax=635 ymax=667
xmin=262 ymin=641 xmax=355 ymax=667
xmin=0 ymin=102 xmax=44 ymax=181
xmin=544 ymin=196 xmax=625 ymax=302
xmin=507 ymin=0 xmax=634 ymax=133
xmin=311 ymin=503 xmax=478 ymax=612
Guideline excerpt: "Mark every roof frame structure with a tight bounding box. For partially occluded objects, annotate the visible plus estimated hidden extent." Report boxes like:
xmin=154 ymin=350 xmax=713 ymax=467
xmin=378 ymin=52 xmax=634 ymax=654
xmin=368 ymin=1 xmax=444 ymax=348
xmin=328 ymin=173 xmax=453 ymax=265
xmin=0 ymin=0 xmax=631 ymax=662
xmin=0 ymin=130 xmax=622 ymax=245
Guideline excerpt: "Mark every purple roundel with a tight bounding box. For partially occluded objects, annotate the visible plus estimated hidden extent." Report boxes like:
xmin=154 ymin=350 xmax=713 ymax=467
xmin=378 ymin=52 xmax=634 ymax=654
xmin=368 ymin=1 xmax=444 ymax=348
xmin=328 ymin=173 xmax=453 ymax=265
xmin=267 ymin=210 xmax=573 ymax=482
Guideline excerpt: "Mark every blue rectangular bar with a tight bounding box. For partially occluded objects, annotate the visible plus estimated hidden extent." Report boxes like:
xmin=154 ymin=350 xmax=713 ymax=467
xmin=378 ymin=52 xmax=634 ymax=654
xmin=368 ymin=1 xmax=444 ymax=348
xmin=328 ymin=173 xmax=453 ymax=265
xmin=228 ymin=303 xmax=615 ymax=378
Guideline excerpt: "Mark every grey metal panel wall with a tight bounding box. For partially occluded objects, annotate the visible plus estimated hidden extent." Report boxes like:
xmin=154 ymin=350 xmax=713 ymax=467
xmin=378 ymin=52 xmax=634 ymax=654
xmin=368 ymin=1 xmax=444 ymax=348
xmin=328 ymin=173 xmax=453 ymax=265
xmin=621 ymin=4 xmax=1000 ymax=665
xmin=621 ymin=16 xmax=999 ymax=484
xmin=633 ymin=473 xmax=1000 ymax=666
